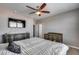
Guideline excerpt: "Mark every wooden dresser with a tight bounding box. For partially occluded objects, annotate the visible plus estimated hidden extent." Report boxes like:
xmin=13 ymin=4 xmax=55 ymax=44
xmin=44 ymin=32 xmax=63 ymax=43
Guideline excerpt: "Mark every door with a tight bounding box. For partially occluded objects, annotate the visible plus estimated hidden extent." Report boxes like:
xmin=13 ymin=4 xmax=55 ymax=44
xmin=33 ymin=25 xmax=35 ymax=37
xmin=38 ymin=24 xmax=42 ymax=38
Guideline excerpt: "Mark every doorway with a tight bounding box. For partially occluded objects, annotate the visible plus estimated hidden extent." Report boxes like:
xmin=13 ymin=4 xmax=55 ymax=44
xmin=33 ymin=25 xmax=35 ymax=37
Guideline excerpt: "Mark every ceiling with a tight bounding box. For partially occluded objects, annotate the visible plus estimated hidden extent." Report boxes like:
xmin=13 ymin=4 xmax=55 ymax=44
xmin=0 ymin=3 xmax=79 ymax=20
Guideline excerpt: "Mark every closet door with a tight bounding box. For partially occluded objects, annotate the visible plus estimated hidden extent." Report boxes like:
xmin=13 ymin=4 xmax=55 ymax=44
xmin=38 ymin=24 xmax=42 ymax=38
xmin=35 ymin=24 xmax=43 ymax=38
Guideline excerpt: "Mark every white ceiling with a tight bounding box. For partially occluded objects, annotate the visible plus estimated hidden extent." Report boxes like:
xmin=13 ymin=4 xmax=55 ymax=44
xmin=0 ymin=3 xmax=79 ymax=20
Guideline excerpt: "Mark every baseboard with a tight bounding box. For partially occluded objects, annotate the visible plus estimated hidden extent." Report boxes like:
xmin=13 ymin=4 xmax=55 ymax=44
xmin=67 ymin=45 xmax=79 ymax=49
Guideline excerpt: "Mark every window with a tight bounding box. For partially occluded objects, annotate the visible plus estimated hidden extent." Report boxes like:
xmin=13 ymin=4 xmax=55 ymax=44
xmin=17 ymin=22 xmax=23 ymax=28
xmin=9 ymin=21 xmax=16 ymax=27
xmin=8 ymin=18 xmax=26 ymax=28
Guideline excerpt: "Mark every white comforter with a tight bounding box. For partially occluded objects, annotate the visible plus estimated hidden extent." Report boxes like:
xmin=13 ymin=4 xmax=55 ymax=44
xmin=0 ymin=37 xmax=69 ymax=55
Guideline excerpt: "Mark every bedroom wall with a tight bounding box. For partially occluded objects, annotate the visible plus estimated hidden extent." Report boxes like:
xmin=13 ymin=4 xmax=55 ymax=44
xmin=0 ymin=6 xmax=34 ymax=43
xmin=36 ymin=9 xmax=79 ymax=47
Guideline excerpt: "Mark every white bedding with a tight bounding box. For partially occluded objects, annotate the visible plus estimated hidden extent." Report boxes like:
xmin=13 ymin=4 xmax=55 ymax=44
xmin=0 ymin=37 xmax=69 ymax=55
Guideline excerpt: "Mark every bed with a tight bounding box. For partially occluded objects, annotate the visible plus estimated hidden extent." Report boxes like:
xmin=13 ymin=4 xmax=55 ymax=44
xmin=0 ymin=33 xmax=69 ymax=55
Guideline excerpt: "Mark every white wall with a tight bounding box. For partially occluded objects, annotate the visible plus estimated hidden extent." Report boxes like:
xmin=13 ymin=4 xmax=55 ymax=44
xmin=0 ymin=6 xmax=34 ymax=43
xmin=37 ymin=9 xmax=79 ymax=47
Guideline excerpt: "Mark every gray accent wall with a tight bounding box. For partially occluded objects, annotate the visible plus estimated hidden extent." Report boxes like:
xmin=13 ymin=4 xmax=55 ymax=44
xmin=37 ymin=9 xmax=79 ymax=47
xmin=0 ymin=7 xmax=34 ymax=43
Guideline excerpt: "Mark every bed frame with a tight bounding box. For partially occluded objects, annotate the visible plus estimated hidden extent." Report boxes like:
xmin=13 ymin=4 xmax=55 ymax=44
xmin=2 ymin=33 xmax=30 ymax=43
xmin=44 ymin=32 xmax=63 ymax=43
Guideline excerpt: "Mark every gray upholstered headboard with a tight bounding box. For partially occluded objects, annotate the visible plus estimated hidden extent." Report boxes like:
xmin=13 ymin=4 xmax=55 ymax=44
xmin=44 ymin=32 xmax=63 ymax=43
xmin=2 ymin=33 xmax=30 ymax=43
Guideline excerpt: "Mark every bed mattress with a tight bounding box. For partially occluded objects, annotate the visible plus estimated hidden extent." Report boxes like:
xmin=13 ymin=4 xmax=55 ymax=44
xmin=0 ymin=37 xmax=69 ymax=55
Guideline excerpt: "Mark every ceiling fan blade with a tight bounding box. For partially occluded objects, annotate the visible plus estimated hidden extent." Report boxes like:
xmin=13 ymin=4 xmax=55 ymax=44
xmin=41 ymin=11 xmax=50 ymax=13
xmin=29 ymin=12 xmax=36 ymax=14
xmin=26 ymin=6 xmax=37 ymax=10
xmin=39 ymin=3 xmax=46 ymax=10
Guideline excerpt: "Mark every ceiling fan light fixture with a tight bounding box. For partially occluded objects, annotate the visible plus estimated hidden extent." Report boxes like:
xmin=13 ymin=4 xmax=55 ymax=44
xmin=35 ymin=11 xmax=41 ymax=15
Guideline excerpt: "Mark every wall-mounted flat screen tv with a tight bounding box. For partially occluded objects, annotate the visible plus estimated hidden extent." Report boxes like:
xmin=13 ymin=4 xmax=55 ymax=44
xmin=8 ymin=18 xmax=26 ymax=28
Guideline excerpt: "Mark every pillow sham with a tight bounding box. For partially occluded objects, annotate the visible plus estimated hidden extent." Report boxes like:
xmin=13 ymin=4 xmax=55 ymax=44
xmin=7 ymin=42 xmax=21 ymax=54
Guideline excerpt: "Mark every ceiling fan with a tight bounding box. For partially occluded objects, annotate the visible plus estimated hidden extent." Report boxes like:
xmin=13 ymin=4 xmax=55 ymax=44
xmin=26 ymin=3 xmax=50 ymax=16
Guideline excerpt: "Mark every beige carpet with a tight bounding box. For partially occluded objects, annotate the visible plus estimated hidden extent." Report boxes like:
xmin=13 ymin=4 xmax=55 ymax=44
xmin=67 ymin=47 xmax=79 ymax=55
